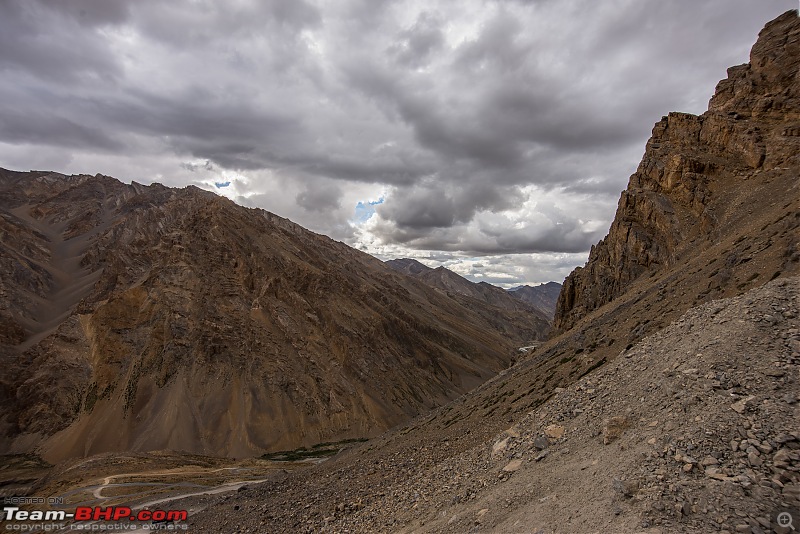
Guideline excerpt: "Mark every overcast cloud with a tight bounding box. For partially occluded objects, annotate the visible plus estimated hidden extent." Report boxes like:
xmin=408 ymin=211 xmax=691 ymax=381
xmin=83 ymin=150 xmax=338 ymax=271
xmin=0 ymin=0 xmax=793 ymax=286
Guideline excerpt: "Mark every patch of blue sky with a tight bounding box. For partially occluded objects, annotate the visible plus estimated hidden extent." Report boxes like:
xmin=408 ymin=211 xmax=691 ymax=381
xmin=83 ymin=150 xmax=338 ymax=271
xmin=353 ymin=197 xmax=384 ymax=223
xmin=215 ymin=181 xmax=231 ymax=188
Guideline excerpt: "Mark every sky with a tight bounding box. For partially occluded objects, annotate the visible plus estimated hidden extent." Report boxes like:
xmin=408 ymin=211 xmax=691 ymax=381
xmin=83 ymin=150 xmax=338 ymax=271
xmin=0 ymin=0 xmax=794 ymax=287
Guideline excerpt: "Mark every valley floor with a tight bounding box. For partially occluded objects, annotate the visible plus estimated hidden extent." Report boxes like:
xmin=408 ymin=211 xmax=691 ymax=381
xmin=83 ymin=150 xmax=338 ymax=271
xmin=0 ymin=451 xmax=300 ymax=519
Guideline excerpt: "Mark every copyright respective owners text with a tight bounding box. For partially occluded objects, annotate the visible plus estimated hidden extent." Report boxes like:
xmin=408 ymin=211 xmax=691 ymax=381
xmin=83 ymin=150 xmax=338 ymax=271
xmin=2 ymin=499 xmax=189 ymax=532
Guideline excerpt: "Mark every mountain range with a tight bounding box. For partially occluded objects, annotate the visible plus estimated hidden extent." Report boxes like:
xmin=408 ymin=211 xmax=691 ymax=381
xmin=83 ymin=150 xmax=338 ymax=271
xmin=507 ymin=281 xmax=562 ymax=318
xmin=386 ymin=258 xmax=561 ymax=319
xmin=385 ymin=257 xmax=554 ymax=326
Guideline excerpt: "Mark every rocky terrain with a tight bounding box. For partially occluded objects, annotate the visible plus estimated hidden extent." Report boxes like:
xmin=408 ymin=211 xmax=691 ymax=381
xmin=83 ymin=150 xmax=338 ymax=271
xmin=507 ymin=281 xmax=562 ymax=319
xmin=386 ymin=258 xmax=552 ymax=336
xmin=181 ymin=11 xmax=800 ymax=533
xmin=554 ymin=10 xmax=800 ymax=333
xmin=0 ymin=170 xmax=550 ymax=462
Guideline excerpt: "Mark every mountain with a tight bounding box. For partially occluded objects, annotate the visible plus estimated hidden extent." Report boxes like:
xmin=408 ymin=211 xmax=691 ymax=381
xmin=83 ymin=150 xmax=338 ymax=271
xmin=187 ymin=11 xmax=800 ymax=533
xmin=383 ymin=257 xmax=433 ymax=277
xmin=507 ymin=281 xmax=562 ymax=319
xmin=385 ymin=258 xmax=547 ymax=315
xmin=554 ymin=9 xmax=800 ymax=333
xmin=0 ymin=170 xmax=538 ymax=462
xmin=385 ymin=258 xmax=552 ymax=338
xmin=385 ymin=258 xmax=560 ymax=320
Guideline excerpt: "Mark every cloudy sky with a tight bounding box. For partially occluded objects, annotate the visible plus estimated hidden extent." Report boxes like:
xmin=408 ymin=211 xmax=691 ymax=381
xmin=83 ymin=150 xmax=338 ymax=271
xmin=0 ymin=0 xmax=794 ymax=286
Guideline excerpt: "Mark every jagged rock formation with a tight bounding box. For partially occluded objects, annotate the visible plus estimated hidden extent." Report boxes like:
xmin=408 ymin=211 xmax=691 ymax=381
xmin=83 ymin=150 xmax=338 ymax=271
xmin=554 ymin=10 xmax=800 ymax=333
xmin=507 ymin=281 xmax=562 ymax=319
xmin=386 ymin=258 xmax=552 ymax=337
xmin=0 ymin=170 xmax=537 ymax=461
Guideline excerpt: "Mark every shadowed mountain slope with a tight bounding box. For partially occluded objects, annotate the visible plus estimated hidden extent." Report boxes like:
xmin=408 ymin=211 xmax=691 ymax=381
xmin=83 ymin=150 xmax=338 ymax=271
xmin=386 ymin=258 xmax=552 ymax=338
xmin=508 ymin=281 xmax=562 ymax=319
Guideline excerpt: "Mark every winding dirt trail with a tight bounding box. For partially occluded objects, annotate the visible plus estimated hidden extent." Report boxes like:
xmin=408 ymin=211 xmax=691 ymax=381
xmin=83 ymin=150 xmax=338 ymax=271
xmin=56 ymin=466 xmax=270 ymax=511
xmin=132 ymin=478 xmax=269 ymax=513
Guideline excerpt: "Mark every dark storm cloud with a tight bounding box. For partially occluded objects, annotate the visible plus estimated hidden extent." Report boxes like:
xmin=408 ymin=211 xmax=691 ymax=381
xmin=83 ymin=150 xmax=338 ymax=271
xmin=398 ymin=96 xmax=528 ymax=168
xmin=130 ymin=0 xmax=322 ymax=52
xmin=452 ymin=9 xmax=530 ymax=74
xmin=372 ymin=205 xmax=604 ymax=255
xmin=0 ymin=107 xmax=124 ymax=151
xmin=0 ymin=1 xmax=124 ymax=82
xmin=36 ymin=0 xmax=132 ymax=27
xmin=477 ymin=223 xmax=603 ymax=255
xmin=0 ymin=0 xmax=794 ymax=264
xmin=296 ymin=157 xmax=432 ymax=186
xmin=111 ymin=90 xmax=308 ymax=169
xmin=181 ymin=160 xmax=214 ymax=172
xmin=376 ymin=179 xmax=518 ymax=230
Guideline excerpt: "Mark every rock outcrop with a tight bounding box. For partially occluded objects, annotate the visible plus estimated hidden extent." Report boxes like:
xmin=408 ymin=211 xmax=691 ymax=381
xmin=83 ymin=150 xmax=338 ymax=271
xmin=554 ymin=10 xmax=800 ymax=333
xmin=0 ymin=170 xmax=537 ymax=461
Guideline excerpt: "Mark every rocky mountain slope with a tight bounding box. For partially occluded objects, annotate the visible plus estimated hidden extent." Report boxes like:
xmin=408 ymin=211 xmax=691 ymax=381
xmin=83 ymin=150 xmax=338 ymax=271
xmin=508 ymin=281 xmax=563 ymax=318
xmin=184 ymin=11 xmax=800 ymax=533
xmin=554 ymin=9 xmax=800 ymax=333
xmin=386 ymin=258 xmax=552 ymax=336
xmin=0 ymin=169 xmax=548 ymax=462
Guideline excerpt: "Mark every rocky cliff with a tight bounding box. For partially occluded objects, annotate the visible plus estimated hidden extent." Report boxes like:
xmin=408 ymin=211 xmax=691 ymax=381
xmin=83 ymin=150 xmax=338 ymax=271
xmin=554 ymin=10 xmax=800 ymax=332
xmin=0 ymin=170 xmax=539 ymax=461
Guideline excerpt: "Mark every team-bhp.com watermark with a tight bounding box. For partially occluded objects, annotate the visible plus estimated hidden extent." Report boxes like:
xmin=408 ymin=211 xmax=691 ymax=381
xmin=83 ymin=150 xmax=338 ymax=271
xmin=2 ymin=501 xmax=188 ymax=531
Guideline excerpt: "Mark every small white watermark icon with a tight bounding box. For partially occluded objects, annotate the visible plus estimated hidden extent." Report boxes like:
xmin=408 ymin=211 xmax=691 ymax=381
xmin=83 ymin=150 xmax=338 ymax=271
xmin=778 ymin=511 xmax=795 ymax=531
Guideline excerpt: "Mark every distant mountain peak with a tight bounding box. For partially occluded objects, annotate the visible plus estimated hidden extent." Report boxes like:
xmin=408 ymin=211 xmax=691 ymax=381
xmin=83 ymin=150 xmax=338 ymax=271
xmin=384 ymin=258 xmax=433 ymax=276
xmin=386 ymin=258 xmax=552 ymax=332
xmin=506 ymin=282 xmax=562 ymax=319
